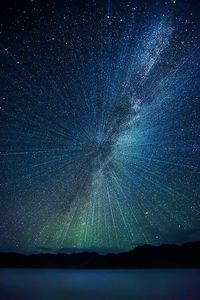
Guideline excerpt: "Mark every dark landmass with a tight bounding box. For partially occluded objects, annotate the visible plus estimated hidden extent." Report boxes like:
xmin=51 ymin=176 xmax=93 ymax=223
xmin=0 ymin=242 xmax=200 ymax=269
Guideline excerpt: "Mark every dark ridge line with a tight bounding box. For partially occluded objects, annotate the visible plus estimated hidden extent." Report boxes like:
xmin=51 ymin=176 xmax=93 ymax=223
xmin=0 ymin=241 xmax=200 ymax=269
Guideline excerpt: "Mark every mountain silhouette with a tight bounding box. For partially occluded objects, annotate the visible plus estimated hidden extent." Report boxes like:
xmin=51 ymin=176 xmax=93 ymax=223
xmin=0 ymin=242 xmax=199 ymax=269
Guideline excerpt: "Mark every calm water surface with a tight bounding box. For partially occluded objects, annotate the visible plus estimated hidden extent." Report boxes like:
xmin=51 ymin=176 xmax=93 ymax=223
xmin=0 ymin=269 xmax=200 ymax=300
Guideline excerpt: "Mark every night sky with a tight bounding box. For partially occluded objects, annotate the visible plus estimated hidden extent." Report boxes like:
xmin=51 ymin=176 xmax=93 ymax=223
xmin=0 ymin=0 xmax=200 ymax=253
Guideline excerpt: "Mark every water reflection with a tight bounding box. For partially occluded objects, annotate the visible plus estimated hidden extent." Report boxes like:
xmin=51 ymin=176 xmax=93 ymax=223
xmin=0 ymin=269 xmax=200 ymax=300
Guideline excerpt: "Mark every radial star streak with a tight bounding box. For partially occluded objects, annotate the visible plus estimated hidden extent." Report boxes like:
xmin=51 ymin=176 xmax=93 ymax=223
xmin=0 ymin=0 xmax=199 ymax=252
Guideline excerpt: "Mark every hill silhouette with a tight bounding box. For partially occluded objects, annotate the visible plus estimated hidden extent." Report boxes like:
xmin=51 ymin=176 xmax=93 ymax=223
xmin=0 ymin=241 xmax=199 ymax=268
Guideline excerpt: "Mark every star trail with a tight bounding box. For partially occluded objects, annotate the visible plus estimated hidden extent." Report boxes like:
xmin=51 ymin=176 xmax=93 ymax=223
xmin=0 ymin=0 xmax=200 ymax=252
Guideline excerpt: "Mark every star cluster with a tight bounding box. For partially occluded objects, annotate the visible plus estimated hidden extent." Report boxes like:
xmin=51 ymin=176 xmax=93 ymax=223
xmin=0 ymin=0 xmax=200 ymax=252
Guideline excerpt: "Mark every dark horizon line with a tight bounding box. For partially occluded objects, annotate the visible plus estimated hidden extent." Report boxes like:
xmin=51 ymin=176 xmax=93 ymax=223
xmin=0 ymin=240 xmax=199 ymax=255
xmin=0 ymin=241 xmax=200 ymax=269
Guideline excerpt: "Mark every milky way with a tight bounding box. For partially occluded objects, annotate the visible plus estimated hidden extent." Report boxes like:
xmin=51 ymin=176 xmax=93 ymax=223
xmin=0 ymin=0 xmax=200 ymax=251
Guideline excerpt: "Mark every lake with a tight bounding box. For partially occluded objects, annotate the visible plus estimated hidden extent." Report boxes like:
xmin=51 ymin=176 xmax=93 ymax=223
xmin=0 ymin=269 xmax=200 ymax=300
